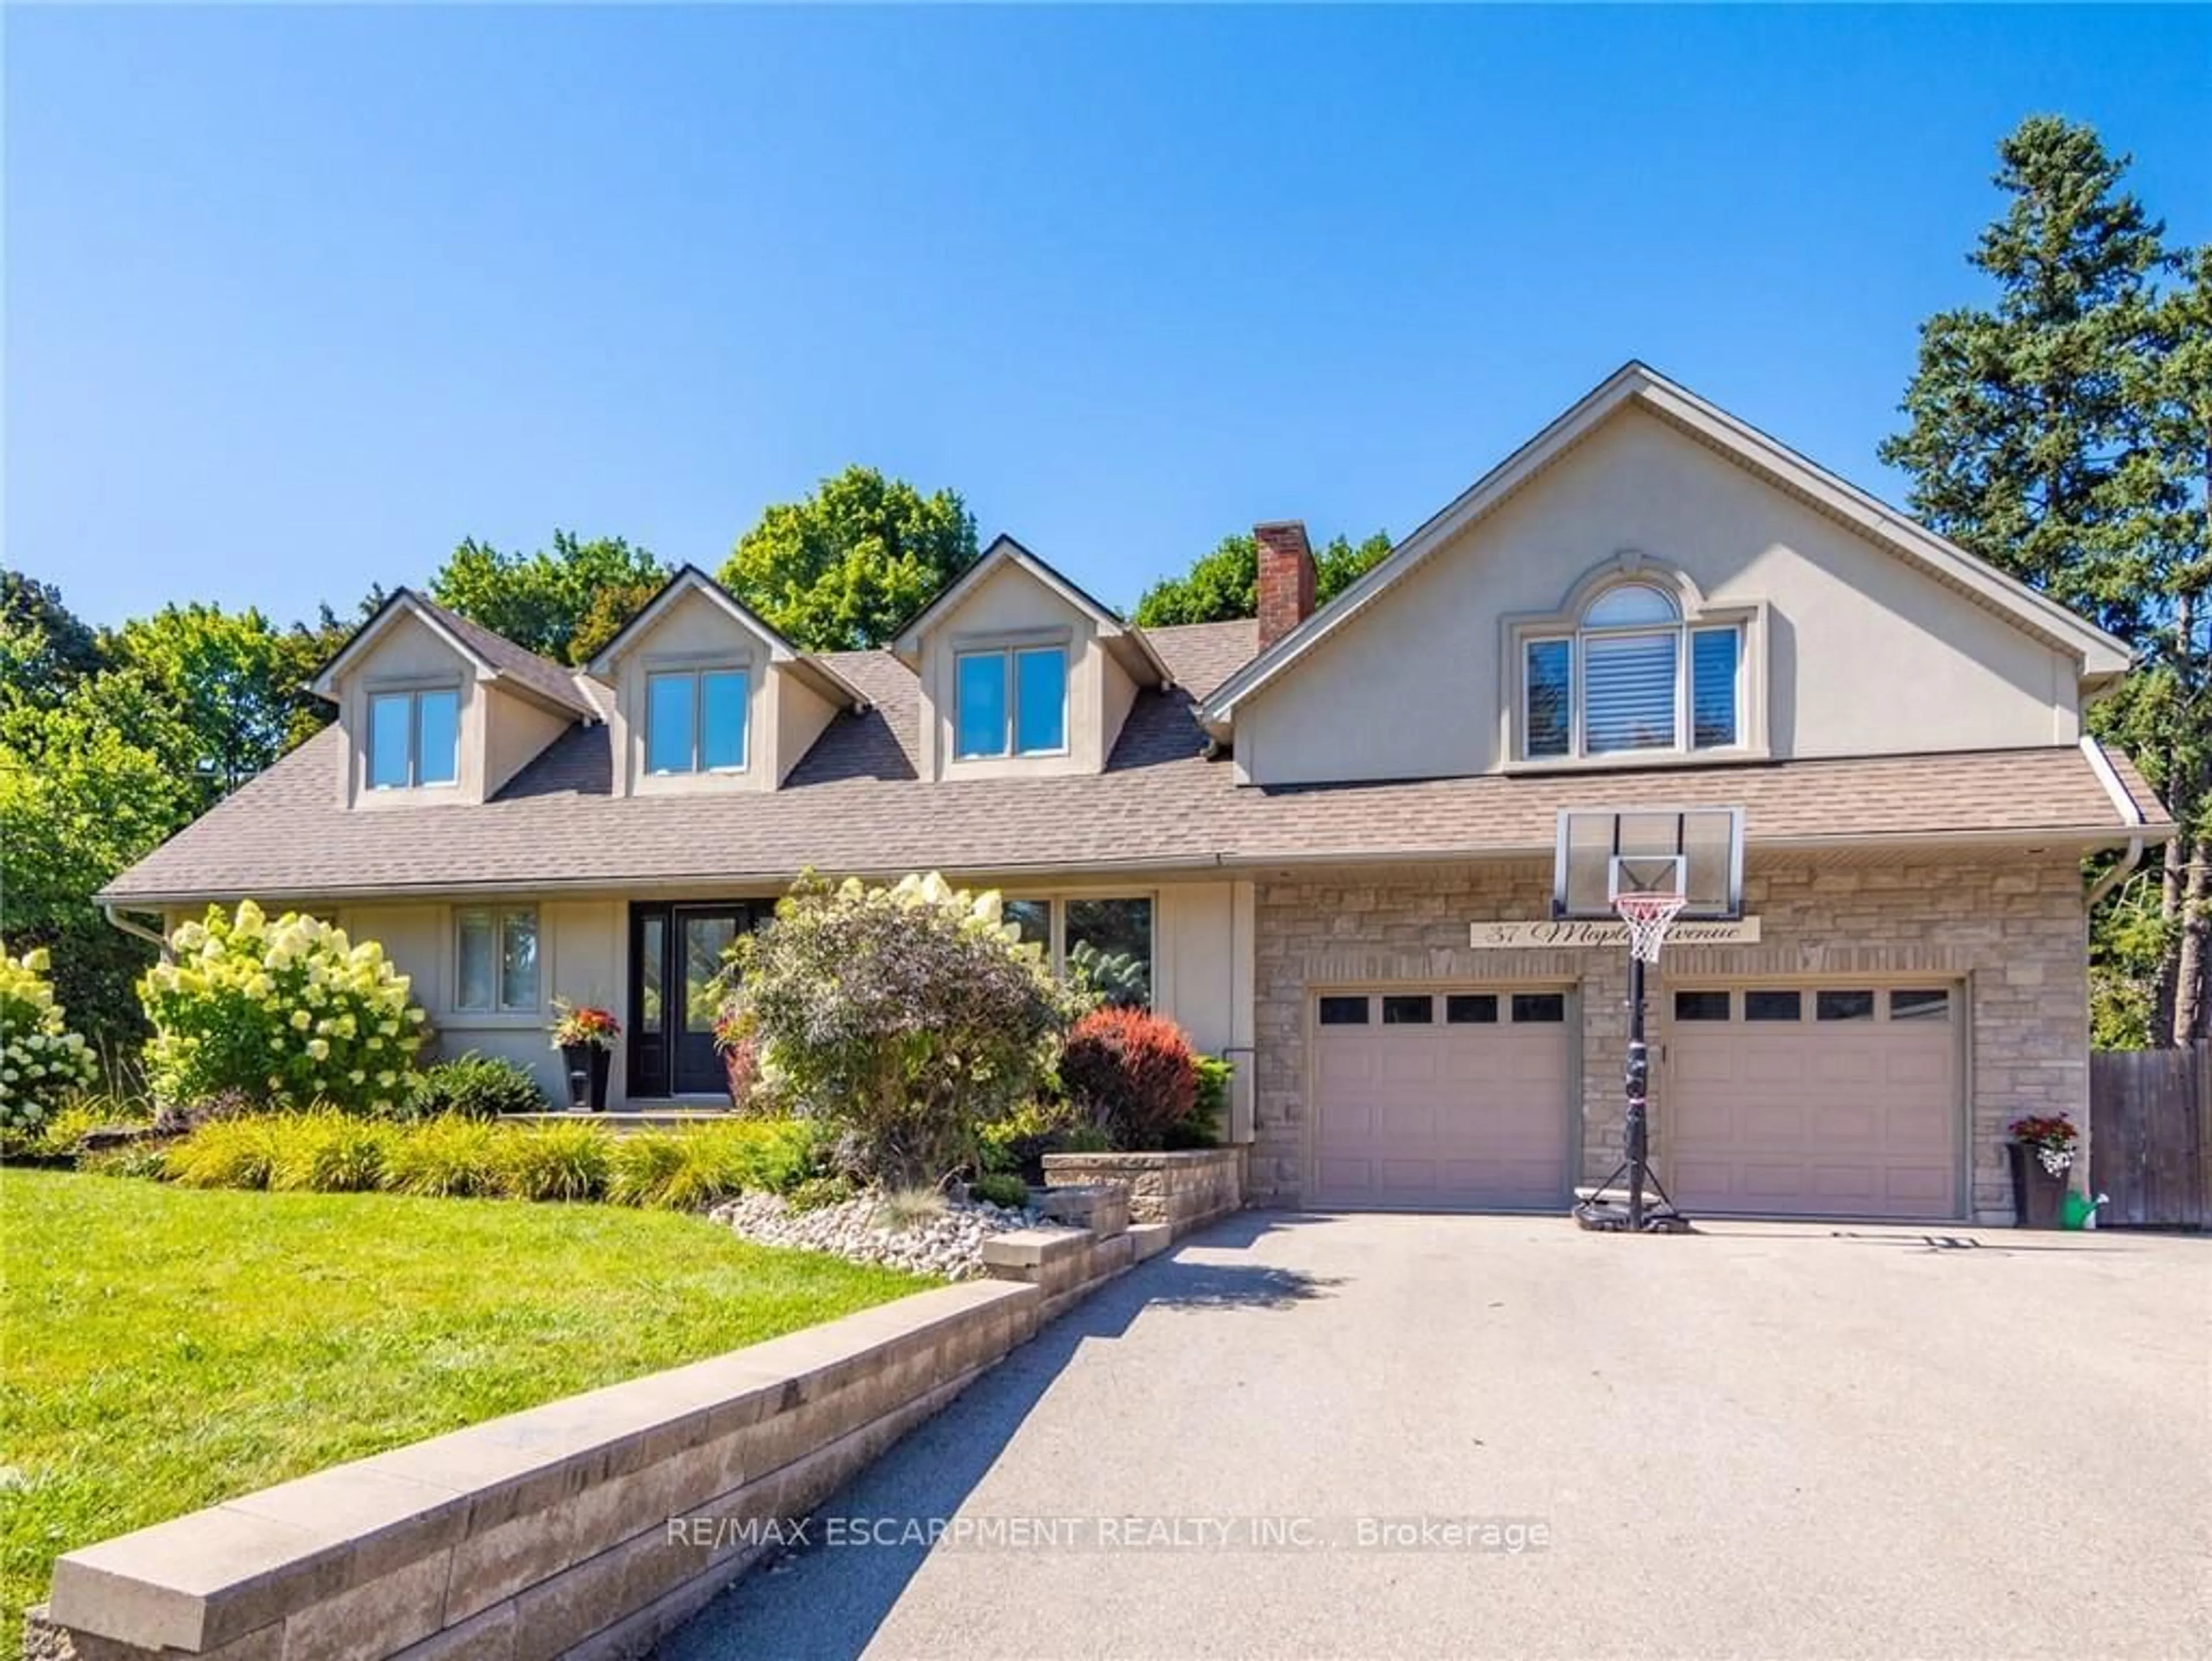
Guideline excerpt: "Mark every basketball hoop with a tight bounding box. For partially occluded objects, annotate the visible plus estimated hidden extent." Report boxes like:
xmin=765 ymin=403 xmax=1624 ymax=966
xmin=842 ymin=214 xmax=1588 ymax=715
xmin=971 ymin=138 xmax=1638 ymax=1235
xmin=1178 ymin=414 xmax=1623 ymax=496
xmin=1614 ymin=892 xmax=1688 ymax=964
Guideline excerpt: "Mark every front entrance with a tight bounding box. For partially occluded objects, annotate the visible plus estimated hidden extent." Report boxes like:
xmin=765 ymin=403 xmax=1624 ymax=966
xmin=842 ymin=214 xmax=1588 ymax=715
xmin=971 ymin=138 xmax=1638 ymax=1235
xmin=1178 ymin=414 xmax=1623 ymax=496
xmin=627 ymin=902 xmax=772 ymax=1098
xmin=1309 ymin=987 xmax=1573 ymax=1209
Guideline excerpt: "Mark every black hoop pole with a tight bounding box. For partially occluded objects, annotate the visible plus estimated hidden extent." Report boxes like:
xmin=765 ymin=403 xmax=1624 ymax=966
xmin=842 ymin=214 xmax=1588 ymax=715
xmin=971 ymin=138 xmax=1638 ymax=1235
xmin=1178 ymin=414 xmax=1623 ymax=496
xmin=1624 ymin=952 xmax=1650 ymax=1231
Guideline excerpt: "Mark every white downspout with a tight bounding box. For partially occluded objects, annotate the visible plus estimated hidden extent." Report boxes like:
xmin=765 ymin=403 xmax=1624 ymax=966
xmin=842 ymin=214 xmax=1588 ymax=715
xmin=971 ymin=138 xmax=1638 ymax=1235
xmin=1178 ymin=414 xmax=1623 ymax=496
xmin=102 ymin=903 xmax=172 ymax=960
xmin=2080 ymin=736 xmax=2146 ymax=909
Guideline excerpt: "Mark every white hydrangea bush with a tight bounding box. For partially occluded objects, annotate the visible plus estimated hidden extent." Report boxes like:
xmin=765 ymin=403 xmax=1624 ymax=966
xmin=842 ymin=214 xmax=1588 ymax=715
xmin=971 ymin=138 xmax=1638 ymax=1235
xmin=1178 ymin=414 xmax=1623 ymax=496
xmin=0 ymin=946 xmax=100 ymax=1139
xmin=141 ymin=900 xmax=428 ymax=1115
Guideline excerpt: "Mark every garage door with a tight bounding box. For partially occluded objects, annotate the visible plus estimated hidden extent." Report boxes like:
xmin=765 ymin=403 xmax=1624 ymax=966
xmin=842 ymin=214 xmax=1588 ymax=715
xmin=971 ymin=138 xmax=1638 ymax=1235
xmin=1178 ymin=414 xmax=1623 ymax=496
xmin=1665 ymin=986 xmax=1961 ymax=1219
xmin=1312 ymin=989 xmax=1571 ymax=1209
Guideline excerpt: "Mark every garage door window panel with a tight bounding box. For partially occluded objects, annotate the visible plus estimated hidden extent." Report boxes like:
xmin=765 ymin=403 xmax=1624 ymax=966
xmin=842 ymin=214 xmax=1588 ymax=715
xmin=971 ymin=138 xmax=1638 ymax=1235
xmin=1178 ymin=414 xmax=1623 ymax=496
xmin=1745 ymin=990 xmax=1802 ymax=1021
xmin=1674 ymin=990 xmax=1731 ymax=1021
xmin=1889 ymin=989 xmax=1952 ymax=1021
xmin=1511 ymin=993 xmax=1565 ymax=1024
xmin=1445 ymin=994 xmax=1498 ymax=1024
xmin=1318 ymin=996 xmax=1370 ymax=1026
xmin=1381 ymin=996 xmax=1434 ymax=1025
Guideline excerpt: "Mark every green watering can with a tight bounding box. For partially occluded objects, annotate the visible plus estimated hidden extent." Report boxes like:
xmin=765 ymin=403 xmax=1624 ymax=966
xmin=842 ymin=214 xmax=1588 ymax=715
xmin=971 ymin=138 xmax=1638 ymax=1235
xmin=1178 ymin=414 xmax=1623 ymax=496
xmin=2061 ymin=1190 xmax=2108 ymax=1231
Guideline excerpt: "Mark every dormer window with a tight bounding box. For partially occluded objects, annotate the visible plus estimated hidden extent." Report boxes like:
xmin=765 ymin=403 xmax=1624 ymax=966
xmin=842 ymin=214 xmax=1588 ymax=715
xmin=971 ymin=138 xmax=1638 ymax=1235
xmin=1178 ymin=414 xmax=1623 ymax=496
xmin=1522 ymin=581 xmax=1741 ymax=760
xmin=367 ymin=688 xmax=460 ymax=789
xmin=955 ymin=646 xmax=1068 ymax=759
xmin=646 ymin=668 xmax=749 ymax=775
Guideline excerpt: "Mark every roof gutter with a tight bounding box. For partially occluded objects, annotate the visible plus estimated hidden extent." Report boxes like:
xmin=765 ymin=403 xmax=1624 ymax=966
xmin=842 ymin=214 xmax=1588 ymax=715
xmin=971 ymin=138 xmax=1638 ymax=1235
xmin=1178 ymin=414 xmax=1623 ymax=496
xmin=2080 ymin=735 xmax=2147 ymax=908
xmin=94 ymin=823 xmax=2166 ymax=911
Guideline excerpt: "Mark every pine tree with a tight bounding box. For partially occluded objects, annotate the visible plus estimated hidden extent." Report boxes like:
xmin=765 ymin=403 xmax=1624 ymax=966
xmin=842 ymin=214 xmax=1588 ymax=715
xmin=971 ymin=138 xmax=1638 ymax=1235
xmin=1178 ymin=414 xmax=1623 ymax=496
xmin=1880 ymin=116 xmax=2207 ymax=1045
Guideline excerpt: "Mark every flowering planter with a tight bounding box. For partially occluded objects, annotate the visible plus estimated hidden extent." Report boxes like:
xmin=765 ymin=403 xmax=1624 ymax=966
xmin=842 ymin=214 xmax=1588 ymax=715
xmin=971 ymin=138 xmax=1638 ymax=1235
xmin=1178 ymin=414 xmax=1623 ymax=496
xmin=2005 ymin=1141 xmax=2070 ymax=1229
xmin=560 ymin=1044 xmax=611 ymax=1113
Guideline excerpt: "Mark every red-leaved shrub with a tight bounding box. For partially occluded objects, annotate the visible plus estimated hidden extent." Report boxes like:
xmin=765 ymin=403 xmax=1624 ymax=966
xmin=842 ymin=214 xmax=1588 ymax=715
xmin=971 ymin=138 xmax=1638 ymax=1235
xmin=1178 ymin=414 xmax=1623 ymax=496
xmin=1059 ymin=1007 xmax=1198 ymax=1151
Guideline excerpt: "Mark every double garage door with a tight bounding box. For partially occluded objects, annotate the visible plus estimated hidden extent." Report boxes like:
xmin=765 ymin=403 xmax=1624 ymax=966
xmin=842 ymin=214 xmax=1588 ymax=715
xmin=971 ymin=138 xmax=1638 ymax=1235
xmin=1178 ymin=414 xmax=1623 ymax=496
xmin=1309 ymin=982 xmax=1961 ymax=1219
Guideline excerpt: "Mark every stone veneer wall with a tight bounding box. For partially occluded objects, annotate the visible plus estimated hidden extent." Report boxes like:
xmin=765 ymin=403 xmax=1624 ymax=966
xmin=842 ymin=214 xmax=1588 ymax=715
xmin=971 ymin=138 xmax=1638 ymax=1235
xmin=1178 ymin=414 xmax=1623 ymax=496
xmin=1252 ymin=854 xmax=2089 ymax=1223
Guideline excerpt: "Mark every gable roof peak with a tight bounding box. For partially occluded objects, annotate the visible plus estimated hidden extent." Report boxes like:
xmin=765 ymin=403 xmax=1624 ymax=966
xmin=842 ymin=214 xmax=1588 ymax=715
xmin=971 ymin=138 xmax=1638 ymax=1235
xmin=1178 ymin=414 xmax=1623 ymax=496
xmin=309 ymin=588 xmax=599 ymax=720
xmin=582 ymin=563 xmax=870 ymax=710
xmin=890 ymin=534 xmax=1173 ymax=687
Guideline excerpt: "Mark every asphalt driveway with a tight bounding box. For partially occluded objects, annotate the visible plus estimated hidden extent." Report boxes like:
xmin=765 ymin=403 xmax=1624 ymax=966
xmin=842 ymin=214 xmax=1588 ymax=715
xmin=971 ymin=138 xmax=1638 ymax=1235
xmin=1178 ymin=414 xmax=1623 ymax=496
xmin=662 ymin=1212 xmax=2210 ymax=1660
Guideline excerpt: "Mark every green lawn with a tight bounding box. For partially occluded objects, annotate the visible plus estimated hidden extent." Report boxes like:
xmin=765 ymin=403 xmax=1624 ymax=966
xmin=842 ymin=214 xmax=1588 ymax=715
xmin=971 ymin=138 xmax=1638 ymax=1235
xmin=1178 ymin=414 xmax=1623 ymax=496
xmin=0 ymin=1168 xmax=930 ymax=1630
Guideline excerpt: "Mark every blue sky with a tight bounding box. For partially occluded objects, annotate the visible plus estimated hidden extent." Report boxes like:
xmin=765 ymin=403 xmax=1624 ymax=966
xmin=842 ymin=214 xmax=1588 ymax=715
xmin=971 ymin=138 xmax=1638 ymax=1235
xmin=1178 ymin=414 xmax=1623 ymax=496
xmin=8 ymin=5 xmax=2208 ymax=631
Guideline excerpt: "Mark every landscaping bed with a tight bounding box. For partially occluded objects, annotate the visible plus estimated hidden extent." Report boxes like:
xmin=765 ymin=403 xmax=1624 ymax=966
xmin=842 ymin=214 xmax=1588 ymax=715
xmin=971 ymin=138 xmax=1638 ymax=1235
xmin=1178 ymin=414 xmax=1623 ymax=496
xmin=712 ymin=1187 xmax=1044 ymax=1278
xmin=0 ymin=1168 xmax=931 ymax=1636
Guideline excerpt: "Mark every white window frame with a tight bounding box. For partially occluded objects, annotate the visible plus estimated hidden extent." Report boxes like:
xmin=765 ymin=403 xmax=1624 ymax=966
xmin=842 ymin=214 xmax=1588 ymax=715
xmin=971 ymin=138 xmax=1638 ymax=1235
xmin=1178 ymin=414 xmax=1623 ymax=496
xmin=645 ymin=665 xmax=750 ymax=776
xmin=954 ymin=645 xmax=1070 ymax=760
xmin=1516 ymin=586 xmax=1745 ymax=763
xmin=366 ymin=685 xmax=461 ymax=790
xmin=454 ymin=904 xmax=540 ymax=1015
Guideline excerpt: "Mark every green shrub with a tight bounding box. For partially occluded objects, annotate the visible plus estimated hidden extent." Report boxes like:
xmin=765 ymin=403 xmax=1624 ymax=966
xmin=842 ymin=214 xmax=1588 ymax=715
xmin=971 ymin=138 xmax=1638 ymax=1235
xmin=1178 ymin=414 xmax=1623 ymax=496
xmin=382 ymin=1117 xmax=506 ymax=1198
xmin=139 ymin=902 xmax=425 ymax=1115
xmin=978 ymin=1099 xmax=1106 ymax=1183
xmin=787 ymin=1173 xmax=857 ymax=1211
xmin=164 ymin=1117 xmax=286 ymax=1189
xmin=1 ymin=946 xmax=101 ymax=1148
xmin=405 ymin=1053 xmax=547 ymax=1120
xmin=1059 ymin=1007 xmax=1198 ymax=1152
xmin=1166 ymin=1055 xmax=1231 ymax=1149
xmin=499 ymin=1121 xmax=612 ymax=1201
xmin=718 ymin=872 xmax=1080 ymax=1186
xmin=967 ymin=1171 xmax=1031 ymax=1209
xmin=267 ymin=1113 xmax=397 ymax=1193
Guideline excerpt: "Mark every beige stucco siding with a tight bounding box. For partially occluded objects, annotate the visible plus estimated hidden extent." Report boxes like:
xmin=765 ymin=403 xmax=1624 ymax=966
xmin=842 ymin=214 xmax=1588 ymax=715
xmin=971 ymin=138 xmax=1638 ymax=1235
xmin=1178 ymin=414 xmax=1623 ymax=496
xmin=1237 ymin=407 xmax=2083 ymax=786
xmin=483 ymin=687 xmax=574 ymax=796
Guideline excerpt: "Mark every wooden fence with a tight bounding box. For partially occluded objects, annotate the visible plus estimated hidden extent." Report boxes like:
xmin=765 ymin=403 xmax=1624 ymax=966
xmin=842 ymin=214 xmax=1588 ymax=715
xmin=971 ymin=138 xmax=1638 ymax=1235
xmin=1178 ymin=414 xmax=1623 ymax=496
xmin=2089 ymin=1043 xmax=2211 ymax=1228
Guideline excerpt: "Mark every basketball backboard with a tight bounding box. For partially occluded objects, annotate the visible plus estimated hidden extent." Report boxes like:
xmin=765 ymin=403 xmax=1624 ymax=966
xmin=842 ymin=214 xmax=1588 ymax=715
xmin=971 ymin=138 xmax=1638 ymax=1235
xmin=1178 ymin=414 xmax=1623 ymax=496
xmin=1554 ymin=807 xmax=1745 ymax=920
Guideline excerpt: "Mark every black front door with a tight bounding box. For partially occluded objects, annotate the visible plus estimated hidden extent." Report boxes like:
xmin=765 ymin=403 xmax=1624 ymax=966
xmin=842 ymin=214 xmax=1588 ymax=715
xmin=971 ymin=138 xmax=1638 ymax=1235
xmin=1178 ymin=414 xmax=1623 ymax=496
xmin=628 ymin=902 xmax=770 ymax=1098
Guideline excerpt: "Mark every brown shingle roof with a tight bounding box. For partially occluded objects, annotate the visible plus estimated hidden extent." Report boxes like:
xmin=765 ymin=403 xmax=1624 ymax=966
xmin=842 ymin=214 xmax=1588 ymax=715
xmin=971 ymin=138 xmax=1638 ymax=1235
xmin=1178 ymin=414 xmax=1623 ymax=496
xmin=100 ymin=618 xmax=2161 ymax=905
xmin=410 ymin=595 xmax=599 ymax=718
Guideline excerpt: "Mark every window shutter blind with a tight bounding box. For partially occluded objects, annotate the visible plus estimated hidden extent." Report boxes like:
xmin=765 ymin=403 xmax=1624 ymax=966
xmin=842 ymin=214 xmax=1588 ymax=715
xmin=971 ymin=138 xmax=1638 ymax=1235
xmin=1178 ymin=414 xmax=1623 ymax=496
xmin=1582 ymin=632 xmax=1677 ymax=752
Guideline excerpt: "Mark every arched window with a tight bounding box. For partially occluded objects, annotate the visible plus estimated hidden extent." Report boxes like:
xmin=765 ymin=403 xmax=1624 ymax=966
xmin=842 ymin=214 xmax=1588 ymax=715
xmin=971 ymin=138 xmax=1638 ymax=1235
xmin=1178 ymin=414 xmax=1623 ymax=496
xmin=1522 ymin=580 xmax=1741 ymax=760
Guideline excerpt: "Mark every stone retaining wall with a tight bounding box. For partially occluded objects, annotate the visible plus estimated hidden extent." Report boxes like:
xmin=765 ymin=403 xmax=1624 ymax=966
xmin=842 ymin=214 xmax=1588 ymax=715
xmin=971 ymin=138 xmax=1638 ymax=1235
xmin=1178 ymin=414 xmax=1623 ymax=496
xmin=1040 ymin=1148 xmax=1245 ymax=1236
xmin=33 ymin=1280 xmax=1043 ymax=1661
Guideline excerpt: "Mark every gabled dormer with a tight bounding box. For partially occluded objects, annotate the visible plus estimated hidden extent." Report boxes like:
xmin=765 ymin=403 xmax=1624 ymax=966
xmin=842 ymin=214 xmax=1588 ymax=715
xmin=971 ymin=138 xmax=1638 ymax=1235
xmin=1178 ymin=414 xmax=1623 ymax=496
xmin=312 ymin=591 xmax=600 ymax=810
xmin=585 ymin=566 xmax=869 ymax=796
xmin=892 ymin=536 xmax=1173 ymax=781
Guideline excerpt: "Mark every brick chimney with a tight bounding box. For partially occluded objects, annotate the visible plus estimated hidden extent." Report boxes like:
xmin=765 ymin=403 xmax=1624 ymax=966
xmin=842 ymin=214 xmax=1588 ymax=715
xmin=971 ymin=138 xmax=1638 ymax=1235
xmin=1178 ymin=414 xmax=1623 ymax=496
xmin=1255 ymin=520 xmax=1315 ymax=650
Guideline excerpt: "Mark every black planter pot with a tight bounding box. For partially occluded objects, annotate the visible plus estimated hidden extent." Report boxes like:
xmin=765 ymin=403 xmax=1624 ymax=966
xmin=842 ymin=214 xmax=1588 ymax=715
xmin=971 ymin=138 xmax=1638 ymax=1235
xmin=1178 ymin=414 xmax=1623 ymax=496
xmin=2005 ymin=1141 xmax=2070 ymax=1229
xmin=560 ymin=1044 xmax=611 ymax=1113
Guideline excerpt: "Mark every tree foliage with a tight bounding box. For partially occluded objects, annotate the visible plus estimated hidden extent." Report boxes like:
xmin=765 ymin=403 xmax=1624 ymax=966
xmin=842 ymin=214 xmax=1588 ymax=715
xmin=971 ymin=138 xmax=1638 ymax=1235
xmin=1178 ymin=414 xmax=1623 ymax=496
xmin=107 ymin=604 xmax=327 ymax=805
xmin=718 ymin=467 xmax=977 ymax=652
xmin=1131 ymin=529 xmax=1393 ymax=627
xmin=429 ymin=532 xmax=667 ymax=665
xmin=1880 ymin=116 xmax=2208 ymax=1045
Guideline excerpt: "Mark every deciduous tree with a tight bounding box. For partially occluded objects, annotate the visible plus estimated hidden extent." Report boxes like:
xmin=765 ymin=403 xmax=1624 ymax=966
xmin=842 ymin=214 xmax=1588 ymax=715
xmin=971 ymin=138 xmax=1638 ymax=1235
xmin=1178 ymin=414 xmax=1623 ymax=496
xmin=430 ymin=532 xmax=666 ymax=665
xmin=1132 ymin=530 xmax=1393 ymax=627
xmin=719 ymin=468 xmax=976 ymax=652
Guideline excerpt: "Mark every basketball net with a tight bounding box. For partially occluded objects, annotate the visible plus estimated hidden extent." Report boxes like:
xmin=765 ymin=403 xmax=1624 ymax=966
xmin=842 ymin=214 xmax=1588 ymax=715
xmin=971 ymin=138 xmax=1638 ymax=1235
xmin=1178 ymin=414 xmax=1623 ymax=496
xmin=1614 ymin=892 xmax=1688 ymax=964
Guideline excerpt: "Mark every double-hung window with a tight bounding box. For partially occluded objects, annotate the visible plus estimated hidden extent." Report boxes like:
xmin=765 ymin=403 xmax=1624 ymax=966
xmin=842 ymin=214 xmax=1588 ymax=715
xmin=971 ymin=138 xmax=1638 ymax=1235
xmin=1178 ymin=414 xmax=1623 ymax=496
xmin=368 ymin=688 xmax=460 ymax=789
xmin=955 ymin=646 xmax=1067 ymax=759
xmin=455 ymin=906 xmax=539 ymax=1013
xmin=1522 ymin=582 xmax=1741 ymax=760
xmin=646 ymin=668 xmax=748 ymax=774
